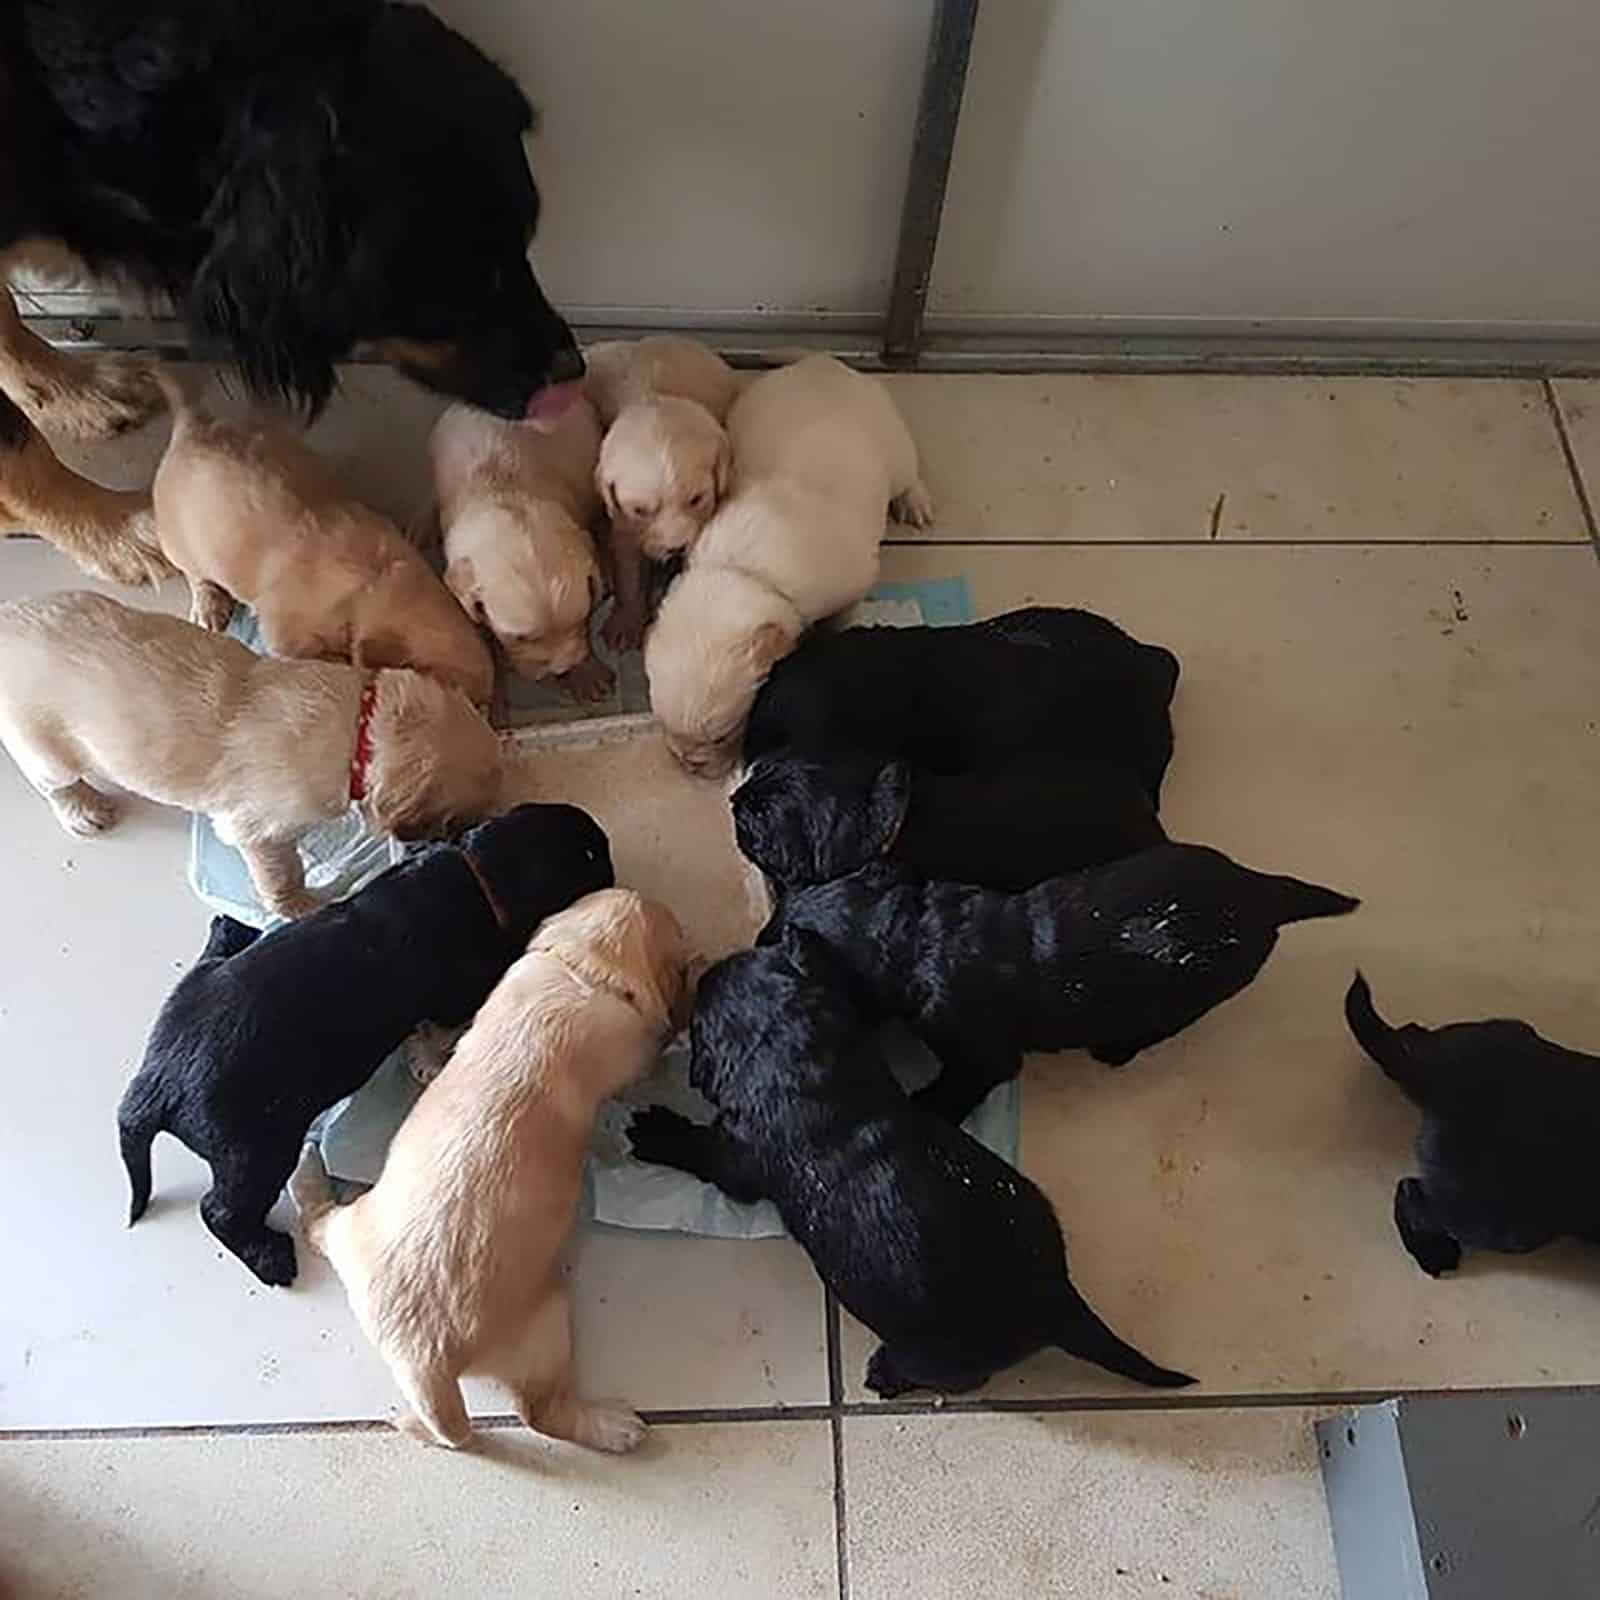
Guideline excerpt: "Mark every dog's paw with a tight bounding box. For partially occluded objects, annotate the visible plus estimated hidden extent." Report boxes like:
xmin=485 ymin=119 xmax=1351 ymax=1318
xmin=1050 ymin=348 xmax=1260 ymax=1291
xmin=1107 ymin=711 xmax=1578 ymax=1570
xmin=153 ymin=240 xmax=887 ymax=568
xmin=864 ymin=1345 xmax=917 ymax=1400
xmin=52 ymin=785 xmax=119 ymax=837
xmin=626 ymin=1105 xmax=699 ymax=1166
xmin=22 ymin=353 xmax=166 ymax=440
xmin=890 ymin=480 xmax=935 ymax=529
xmin=559 ymin=655 xmax=617 ymax=704
xmin=243 ymin=1230 xmax=299 ymax=1288
xmin=268 ymin=888 xmax=322 ymax=921
xmin=600 ymin=607 xmax=646 ymax=656
xmin=68 ymin=504 xmax=175 ymax=590
xmin=575 ymin=1403 xmax=647 ymax=1454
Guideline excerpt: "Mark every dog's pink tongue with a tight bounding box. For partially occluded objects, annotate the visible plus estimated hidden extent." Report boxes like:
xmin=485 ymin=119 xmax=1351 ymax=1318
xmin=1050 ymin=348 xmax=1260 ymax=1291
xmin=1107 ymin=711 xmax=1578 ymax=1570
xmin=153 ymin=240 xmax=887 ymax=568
xmin=524 ymin=380 xmax=583 ymax=431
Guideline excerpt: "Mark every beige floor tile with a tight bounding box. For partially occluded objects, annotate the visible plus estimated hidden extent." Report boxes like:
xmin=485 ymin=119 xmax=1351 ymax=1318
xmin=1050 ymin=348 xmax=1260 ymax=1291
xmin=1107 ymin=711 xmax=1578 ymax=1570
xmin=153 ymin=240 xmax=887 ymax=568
xmin=0 ymin=1421 xmax=835 ymax=1600
xmin=836 ymin=541 xmax=1600 ymax=1400
xmin=1550 ymin=379 xmax=1600 ymax=530
xmin=844 ymin=1409 xmax=1338 ymax=1600
xmin=881 ymin=374 xmax=1583 ymax=543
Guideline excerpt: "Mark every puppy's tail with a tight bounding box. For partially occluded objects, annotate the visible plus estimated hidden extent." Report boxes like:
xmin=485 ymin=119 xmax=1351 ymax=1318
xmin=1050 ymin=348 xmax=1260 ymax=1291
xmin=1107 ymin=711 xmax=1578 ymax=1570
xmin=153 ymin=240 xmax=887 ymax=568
xmin=1254 ymin=869 xmax=1360 ymax=929
xmin=1054 ymin=1285 xmax=1195 ymax=1390
xmin=1344 ymin=971 xmax=1431 ymax=1100
xmin=116 ymin=1082 xmax=166 ymax=1226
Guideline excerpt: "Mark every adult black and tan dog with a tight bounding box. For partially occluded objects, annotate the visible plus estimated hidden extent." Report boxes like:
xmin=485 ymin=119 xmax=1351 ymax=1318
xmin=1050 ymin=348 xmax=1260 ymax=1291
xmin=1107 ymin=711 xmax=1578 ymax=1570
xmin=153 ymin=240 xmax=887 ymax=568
xmin=2 ymin=0 xmax=583 ymax=583
xmin=770 ymin=845 xmax=1358 ymax=1124
xmin=1345 ymin=972 xmax=1600 ymax=1276
xmin=629 ymin=934 xmax=1194 ymax=1397
xmin=118 ymin=803 xmax=612 ymax=1286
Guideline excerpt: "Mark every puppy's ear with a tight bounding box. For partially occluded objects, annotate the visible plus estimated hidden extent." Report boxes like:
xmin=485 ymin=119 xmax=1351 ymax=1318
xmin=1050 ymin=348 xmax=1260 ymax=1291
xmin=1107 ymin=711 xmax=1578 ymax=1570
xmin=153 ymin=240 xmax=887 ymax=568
xmin=867 ymin=762 xmax=913 ymax=855
xmin=596 ymin=472 xmax=621 ymax=525
xmin=712 ymin=432 xmax=733 ymax=500
xmin=745 ymin=621 xmax=794 ymax=677
xmin=353 ymin=627 xmax=413 ymax=672
xmin=444 ymin=556 xmax=485 ymax=622
xmin=188 ymin=86 xmax=346 ymax=414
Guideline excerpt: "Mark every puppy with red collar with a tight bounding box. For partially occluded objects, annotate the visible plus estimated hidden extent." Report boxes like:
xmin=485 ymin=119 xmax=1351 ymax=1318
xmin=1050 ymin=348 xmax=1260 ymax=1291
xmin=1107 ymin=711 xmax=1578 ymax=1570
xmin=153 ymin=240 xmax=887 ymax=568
xmin=0 ymin=591 xmax=502 ymax=918
xmin=118 ymin=804 xmax=614 ymax=1287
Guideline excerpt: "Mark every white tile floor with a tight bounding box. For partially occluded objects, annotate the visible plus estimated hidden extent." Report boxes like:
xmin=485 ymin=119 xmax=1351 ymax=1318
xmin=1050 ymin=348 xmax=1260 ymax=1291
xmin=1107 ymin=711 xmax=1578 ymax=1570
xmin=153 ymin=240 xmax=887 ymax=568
xmin=3 ymin=366 xmax=1600 ymax=1597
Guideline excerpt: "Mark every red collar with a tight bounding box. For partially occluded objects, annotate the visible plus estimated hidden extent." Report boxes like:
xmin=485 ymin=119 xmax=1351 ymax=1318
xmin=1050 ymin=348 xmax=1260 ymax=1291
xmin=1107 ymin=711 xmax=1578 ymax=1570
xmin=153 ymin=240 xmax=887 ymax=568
xmin=462 ymin=850 xmax=512 ymax=930
xmin=349 ymin=679 xmax=380 ymax=803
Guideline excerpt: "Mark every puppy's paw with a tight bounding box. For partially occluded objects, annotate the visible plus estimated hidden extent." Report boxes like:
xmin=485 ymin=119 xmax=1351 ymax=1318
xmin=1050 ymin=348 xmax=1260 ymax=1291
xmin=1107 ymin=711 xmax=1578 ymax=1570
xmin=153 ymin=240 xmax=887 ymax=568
xmin=574 ymin=1403 xmax=647 ymax=1455
xmin=890 ymin=480 xmax=935 ymax=529
xmin=600 ymin=607 xmax=646 ymax=655
xmin=559 ymin=655 xmax=617 ymax=704
xmin=268 ymin=888 xmax=322 ymax=921
xmin=626 ymin=1105 xmax=699 ymax=1167
xmin=190 ymin=581 xmax=236 ymax=632
xmin=72 ymin=505 xmax=175 ymax=590
xmin=243 ymin=1230 xmax=299 ymax=1288
xmin=395 ymin=1411 xmax=471 ymax=1450
xmin=864 ymin=1345 xmax=917 ymax=1400
xmin=52 ymin=785 xmax=119 ymax=837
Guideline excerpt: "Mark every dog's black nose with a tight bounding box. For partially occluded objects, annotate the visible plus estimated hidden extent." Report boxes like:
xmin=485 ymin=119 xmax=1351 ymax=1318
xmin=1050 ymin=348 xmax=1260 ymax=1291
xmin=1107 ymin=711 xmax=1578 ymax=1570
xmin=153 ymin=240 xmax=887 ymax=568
xmin=547 ymin=344 xmax=585 ymax=385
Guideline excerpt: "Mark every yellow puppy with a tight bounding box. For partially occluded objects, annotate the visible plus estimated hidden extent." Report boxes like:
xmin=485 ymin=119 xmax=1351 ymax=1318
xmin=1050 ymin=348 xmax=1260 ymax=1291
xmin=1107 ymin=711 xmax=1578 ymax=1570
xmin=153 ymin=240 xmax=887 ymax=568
xmin=153 ymin=371 xmax=494 ymax=706
xmin=293 ymin=890 xmax=693 ymax=1451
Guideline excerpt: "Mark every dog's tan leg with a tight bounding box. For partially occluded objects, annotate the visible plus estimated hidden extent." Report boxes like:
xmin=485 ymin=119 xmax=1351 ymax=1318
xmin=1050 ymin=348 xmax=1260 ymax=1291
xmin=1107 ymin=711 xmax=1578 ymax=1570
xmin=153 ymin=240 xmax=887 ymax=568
xmin=390 ymin=1358 xmax=473 ymax=1449
xmin=600 ymin=533 xmax=650 ymax=654
xmin=505 ymin=1291 xmax=645 ymax=1454
xmin=237 ymin=838 xmax=319 ymax=920
xmin=0 ymin=286 xmax=165 ymax=440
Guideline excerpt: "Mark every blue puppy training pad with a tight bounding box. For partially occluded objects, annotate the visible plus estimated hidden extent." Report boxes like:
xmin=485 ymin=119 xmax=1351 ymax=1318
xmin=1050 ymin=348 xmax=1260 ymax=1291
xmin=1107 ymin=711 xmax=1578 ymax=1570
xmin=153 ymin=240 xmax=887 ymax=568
xmin=187 ymin=608 xmax=400 ymax=929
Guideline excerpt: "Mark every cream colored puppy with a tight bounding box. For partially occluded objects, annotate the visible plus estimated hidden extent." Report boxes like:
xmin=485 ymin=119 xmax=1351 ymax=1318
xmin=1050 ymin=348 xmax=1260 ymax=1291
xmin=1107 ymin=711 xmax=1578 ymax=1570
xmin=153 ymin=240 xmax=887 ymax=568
xmin=586 ymin=337 xmax=740 ymax=652
xmin=0 ymin=592 xmax=502 ymax=918
xmin=646 ymin=355 xmax=932 ymax=776
xmin=293 ymin=889 xmax=693 ymax=1452
xmin=430 ymin=397 xmax=612 ymax=701
xmin=152 ymin=374 xmax=494 ymax=706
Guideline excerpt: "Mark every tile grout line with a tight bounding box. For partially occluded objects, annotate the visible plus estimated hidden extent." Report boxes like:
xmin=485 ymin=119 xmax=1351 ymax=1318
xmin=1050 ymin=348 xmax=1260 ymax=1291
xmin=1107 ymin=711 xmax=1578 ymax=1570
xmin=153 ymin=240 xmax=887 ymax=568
xmin=824 ymin=1291 xmax=851 ymax=1600
xmin=13 ymin=1381 xmax=1600 ymax=1445
xmin=1542 ymin=377 xmax=1600 ymax=559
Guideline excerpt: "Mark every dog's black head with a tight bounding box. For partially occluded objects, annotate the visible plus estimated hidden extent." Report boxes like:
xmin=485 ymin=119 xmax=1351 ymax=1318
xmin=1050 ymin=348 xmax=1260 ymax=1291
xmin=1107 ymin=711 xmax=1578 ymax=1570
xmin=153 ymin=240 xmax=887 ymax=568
xmin=731 ymin=755 xmax=911 ymax=886
xmin=459 ymin=803 xmax=613 ymax=941
xmin=688 ymin=931 xmax=861 ymax=1102
xmin=189 ymin=5 xmax=582 ymax=417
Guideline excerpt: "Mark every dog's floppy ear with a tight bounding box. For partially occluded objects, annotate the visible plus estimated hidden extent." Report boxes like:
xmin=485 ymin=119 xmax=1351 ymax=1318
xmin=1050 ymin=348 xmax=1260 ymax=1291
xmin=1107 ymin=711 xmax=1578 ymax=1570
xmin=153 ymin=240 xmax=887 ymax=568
xmin=745 ymin=621 xmax=794 ymax=677
xmin=866 ymin=761 xmax=912 ymax=855
xmin=712 ymin=432 xmax=733 ymax=500
xmin=445 ymin=556 xmax=486 ymax=622
xmin=189 ymin=85 xmax=347 ymax=414
xmin=596 ymin=471 xmax=621 ymax=524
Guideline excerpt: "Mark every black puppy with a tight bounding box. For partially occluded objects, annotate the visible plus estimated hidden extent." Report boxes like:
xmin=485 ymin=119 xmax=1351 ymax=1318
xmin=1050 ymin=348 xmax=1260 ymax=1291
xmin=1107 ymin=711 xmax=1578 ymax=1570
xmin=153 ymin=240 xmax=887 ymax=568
xmin=629 ymin=935 xmax=1194 ymax=1397
xmin=1345 ymin=972 xmax=1600 ymax=1276
xmin=732 ymin=751 xmax=1165 ymax=892
xmin=771 ymin=845 xmax=1358 ymax=1123
xmin=742 ymin=607 xmax=1181 ymax=801
xmin=4 ymin=1 xmax=582 ymax=583
xmin=118 ymin=803 xmax=612 ymax=1286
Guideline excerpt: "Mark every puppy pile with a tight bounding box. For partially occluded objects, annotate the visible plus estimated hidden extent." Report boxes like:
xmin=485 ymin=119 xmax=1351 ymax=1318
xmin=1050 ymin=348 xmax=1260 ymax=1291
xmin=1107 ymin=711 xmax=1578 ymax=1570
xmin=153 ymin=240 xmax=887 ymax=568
xmin=8 ymin=335 xmax=1572 ymax=1458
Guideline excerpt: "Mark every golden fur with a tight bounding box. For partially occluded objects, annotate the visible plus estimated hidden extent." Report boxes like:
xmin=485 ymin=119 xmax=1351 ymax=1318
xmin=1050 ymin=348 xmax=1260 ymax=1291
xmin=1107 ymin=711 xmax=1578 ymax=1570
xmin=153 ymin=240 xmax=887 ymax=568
xmin=152 ymin=371 xmax=494 ymax=705
xmin=0 ymin=591 xmax=502 ymax=917
xmin=430 ymin=395 xmax=611 ymax=699
xmin=586 ymin=337 xmax=739 ymax=651
xmin=293 ymin=889 xmax=693 ymax=1450
xmin=645 ymin=356 xmax=932 ymax=776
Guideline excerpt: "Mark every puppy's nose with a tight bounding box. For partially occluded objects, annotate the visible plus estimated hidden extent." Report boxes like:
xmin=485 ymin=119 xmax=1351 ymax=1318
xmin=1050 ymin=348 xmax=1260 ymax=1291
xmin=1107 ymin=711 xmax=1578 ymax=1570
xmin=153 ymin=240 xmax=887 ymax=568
xmin=547 ymin=344 xmax=586 ymax=385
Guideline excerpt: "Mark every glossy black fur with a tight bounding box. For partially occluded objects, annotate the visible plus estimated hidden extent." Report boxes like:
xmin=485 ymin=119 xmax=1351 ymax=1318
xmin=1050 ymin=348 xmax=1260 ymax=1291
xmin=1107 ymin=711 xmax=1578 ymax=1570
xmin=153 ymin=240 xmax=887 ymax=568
xmin=732 ymin=752 xmax=1166 ymax=893
xmin=117 ymin=803 xmax=612 ymax=1286
xmin=3 ymin=1 xmax=581 ymax=415
xmin=770 ymin=845 xmax=1358 ymax=1124
xmin=742 ymin=607 xmax=1181 ymax=802
xmin=1345 ymin=972 xmax=1600 ymax=1276
xmin=628 ymin=935 xmax=1194 ymax=1396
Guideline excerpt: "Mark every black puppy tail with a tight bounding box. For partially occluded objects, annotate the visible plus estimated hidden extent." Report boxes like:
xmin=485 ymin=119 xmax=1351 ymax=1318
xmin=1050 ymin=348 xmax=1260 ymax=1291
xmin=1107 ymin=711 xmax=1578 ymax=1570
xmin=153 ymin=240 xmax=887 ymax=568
xmin=1344 ymin=971 xmax=1430 ymax=1097
xmin=1257 ymin=871 xmax=1360 ymax=928
xmin=1055 ymin=1286 xmax=1195 ymax=1389
xmin=117 ymin=1087 xmax=165 ymax=1226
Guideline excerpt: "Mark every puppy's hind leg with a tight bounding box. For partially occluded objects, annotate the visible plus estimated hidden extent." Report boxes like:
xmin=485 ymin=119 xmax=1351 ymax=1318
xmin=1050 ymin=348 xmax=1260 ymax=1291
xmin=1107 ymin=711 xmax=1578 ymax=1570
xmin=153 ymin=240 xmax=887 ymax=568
xmin=390 ymin=1357 xmax=473 ymax=1450
xmin=199 ymin=1150 xmax=300 ymax=1287
xmin=505 ymin=1291 xmax=645 ymax=1454
xmin=1394 ymin=1178 xmax=1463 ymax=1278
xmin=46 ymin=778 xmax=120 ymax=837
xmin=889 ymin=478 xmax=935 ymax=529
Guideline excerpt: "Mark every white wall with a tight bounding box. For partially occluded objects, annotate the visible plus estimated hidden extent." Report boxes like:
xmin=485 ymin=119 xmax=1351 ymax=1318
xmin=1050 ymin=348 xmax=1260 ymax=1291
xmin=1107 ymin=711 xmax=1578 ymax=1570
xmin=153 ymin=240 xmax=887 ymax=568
xmin=436 ymin=0 xmax=934 ymax=325
xmin=928 ymin=0 xmax=1600 ymax=334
